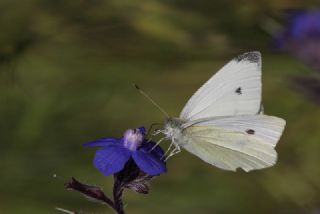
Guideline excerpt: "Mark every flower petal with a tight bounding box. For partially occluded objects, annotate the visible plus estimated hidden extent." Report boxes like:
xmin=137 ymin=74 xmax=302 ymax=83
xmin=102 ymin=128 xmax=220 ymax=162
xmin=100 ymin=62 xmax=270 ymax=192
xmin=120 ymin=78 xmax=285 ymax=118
xmin=140 ymin=141 xmax=165 ymax=159
xmin=138 ymin=127 xmax=146 ymax=135
xmin=132 ymin=147 xmax=166 ymax=176
xmin=93 ymin=144 xmax=131 ymax=176
xmin=83 ymin=138 xmax=121 ymax=147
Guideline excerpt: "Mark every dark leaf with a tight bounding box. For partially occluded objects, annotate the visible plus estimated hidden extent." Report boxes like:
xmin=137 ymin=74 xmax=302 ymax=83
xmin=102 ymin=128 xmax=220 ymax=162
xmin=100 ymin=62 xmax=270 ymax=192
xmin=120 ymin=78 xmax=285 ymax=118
xmin=125 ymin=181 xmax=150 ymax=194
xmin=65 ymin=177 xmax=114 ymax=208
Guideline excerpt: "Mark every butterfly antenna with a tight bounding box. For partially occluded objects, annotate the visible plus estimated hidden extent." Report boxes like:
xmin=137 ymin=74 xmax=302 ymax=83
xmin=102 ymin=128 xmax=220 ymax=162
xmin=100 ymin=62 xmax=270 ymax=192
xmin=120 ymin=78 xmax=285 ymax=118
xmin=55 ymin=207 xmax=76 ymax=214
xmin=134 ymin=84 xmax=170 ymax=118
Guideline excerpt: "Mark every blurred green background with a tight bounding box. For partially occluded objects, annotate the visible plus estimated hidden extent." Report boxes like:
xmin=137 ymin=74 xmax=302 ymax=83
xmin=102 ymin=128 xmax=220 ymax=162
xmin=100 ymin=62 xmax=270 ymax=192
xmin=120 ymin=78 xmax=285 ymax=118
xmin=1 ymin=0 xmax=320 ymax=213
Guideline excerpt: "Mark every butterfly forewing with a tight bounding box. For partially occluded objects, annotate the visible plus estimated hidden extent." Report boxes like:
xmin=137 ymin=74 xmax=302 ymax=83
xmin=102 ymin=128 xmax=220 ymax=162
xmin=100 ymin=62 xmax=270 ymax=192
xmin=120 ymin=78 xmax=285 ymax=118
xmin=180 ymin=52 xmax=262 ymax=121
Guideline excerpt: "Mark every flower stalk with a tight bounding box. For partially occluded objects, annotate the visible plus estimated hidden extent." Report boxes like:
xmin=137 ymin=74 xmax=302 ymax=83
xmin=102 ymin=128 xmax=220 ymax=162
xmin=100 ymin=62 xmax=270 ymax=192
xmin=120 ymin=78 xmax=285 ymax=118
xmin=65 ymin=161 xmax=153 ymax=214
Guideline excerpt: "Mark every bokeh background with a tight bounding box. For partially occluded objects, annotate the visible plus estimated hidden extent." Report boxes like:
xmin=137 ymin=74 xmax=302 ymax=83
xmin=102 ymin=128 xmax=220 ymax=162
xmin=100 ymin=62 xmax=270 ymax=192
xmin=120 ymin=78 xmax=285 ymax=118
xmin=1 ymin=0 xmax=320 ymax=213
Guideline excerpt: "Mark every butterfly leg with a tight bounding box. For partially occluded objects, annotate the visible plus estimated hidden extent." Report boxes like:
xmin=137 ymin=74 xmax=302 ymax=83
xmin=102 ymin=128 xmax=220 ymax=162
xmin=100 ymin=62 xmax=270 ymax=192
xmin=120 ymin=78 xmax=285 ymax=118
xmin=161 ymin=142 xmax=174 ymax=160
xmin=146 ymin=123 xmax=163 ymax=136
xmin=172 ymin=146 xmax=181 ymax=156
xmin=147 ymin=129 xmax=163 ymax=143
xmin=164 ymin=145 xmax=181 ymax=161
xmin=164 ymin=148 xmax=177 ymax=161
xmin=149 ymin=137 xmax=165 ymax=152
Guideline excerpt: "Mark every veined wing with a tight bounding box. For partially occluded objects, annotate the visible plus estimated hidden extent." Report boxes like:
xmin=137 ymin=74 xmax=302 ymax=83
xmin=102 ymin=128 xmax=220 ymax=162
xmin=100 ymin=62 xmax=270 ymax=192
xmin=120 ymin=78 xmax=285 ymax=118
xmin=181 ymin=115 xmax=285 ymax=171
xmin=183 ymin=115 xmax=286 ymax=147
xmin=180 ymin=52 xmax=262 ymax=121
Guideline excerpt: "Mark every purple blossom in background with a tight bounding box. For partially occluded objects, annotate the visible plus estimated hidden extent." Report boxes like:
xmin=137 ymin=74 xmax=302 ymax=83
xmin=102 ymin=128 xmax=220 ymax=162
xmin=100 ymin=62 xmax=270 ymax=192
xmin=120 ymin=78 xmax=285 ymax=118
xmin=274 ymin=9 xmax=320 ymax=104
xmin=83 ymin=127 xmax=166 ymax=176
xmin=274 ymin=10 xmax=320 ymax=71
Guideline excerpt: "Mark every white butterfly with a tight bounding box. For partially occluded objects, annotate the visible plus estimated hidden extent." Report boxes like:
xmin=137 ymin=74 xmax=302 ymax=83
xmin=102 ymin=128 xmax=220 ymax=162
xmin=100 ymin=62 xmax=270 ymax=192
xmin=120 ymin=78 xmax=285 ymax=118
xmin=157 ymin=51 xmax=286 ymax=172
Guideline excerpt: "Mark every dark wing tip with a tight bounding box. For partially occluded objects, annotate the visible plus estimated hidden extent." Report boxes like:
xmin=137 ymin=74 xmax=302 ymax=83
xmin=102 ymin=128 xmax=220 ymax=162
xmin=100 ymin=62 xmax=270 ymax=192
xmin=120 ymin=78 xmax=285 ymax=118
xmin=234 ymin=51 xmax=261 ymax=64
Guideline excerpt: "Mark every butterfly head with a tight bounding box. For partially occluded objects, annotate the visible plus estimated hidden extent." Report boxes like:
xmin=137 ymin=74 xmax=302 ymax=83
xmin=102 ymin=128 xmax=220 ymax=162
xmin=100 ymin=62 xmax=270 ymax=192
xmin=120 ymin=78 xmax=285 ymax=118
xmin=163 ymin=118 xmax=185 ymax=144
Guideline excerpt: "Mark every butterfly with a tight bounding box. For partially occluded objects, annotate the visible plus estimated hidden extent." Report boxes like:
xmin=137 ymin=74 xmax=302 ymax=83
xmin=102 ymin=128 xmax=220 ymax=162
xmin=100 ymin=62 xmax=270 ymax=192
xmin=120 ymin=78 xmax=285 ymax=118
xmin=155 ymin=51 xmax=286 ymax=172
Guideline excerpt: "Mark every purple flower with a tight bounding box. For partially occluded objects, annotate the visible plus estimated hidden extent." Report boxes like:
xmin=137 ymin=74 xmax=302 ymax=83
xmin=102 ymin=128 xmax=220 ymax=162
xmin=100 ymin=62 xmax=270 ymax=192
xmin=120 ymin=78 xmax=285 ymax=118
xmin=274 ymin=10 xmax=320 ymax=71
xmin=83 ymin=127 xmax=166 ymax=176
xmin=275 ymin=10 xmax=320 ymax=47
xmin=272 ymin=9 xmax=320 ymax=105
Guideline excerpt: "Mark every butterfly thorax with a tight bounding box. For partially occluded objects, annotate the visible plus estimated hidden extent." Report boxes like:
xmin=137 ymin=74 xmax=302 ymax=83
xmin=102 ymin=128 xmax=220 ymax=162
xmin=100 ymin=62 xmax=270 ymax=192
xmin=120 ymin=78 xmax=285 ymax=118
xmin=163 ymin=117 xmax=187 ymax=146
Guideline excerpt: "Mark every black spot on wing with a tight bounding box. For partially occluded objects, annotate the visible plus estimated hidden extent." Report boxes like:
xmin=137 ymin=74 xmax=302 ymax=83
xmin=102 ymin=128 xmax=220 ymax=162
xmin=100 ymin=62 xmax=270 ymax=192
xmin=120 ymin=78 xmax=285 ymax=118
xmin=235 ymin=87 xmax=242 ymax=95
xmin=246 ymin=129 xmax=255 ymax=135
xmin=234 ymin=52 xmax=260 ymax=63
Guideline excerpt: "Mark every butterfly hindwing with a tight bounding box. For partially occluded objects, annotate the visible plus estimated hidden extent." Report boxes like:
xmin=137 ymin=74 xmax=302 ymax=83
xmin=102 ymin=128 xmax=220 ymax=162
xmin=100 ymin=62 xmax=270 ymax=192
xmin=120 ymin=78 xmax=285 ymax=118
xmin=184 ymin=115 xmax=286 ymax=147
xmin=181 ymin=115 xmax=285 ymax=171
